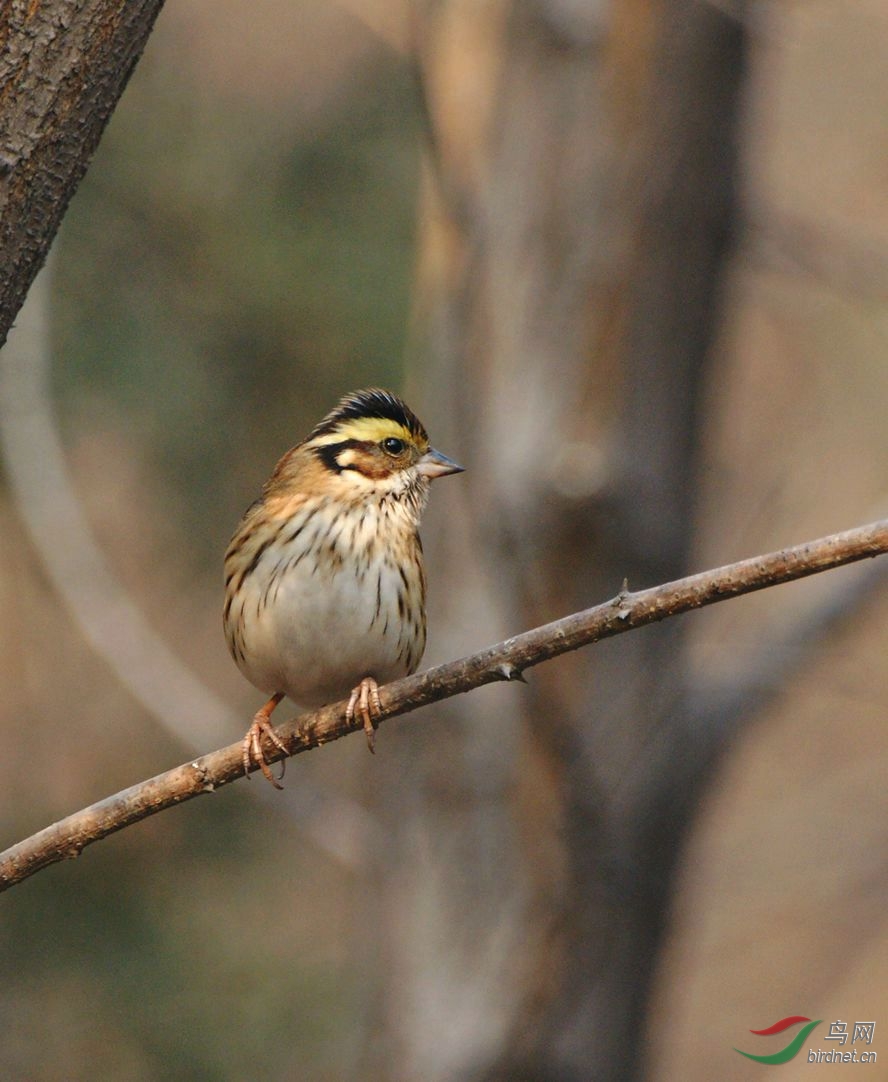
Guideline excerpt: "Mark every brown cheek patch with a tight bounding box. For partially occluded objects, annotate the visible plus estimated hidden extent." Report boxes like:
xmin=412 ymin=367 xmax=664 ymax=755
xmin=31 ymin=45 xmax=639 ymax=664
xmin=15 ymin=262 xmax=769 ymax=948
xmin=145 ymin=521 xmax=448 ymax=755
xmin=335 ymin=442 xmax=392 ymax=480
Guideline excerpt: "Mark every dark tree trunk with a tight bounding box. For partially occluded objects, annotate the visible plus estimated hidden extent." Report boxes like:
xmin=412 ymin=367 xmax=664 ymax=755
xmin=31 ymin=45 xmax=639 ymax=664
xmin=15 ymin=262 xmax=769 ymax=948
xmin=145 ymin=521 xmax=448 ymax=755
xmin=0 ymin=0 xmax=166 ymax=347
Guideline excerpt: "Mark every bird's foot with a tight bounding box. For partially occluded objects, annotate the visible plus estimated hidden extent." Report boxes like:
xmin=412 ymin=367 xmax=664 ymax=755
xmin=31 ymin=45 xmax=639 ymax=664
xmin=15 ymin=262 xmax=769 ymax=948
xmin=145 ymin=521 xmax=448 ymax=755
xmin=242 ymin=692 xmax=287 ymax=788
xmin=346 ymin=677 xmax=382 ymax=753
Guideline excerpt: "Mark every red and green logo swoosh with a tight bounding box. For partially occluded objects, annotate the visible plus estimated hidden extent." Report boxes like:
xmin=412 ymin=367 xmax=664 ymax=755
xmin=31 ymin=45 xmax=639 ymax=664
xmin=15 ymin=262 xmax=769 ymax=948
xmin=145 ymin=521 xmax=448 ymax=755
xmin=734 ymin=1016 xmax=822 ymax=1064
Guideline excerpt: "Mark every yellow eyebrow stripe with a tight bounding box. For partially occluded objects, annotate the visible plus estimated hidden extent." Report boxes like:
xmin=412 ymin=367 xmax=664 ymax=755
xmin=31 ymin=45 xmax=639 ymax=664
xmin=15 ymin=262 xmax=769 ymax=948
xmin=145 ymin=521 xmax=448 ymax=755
xmin=312 ymin=417 xmax=420 ymax=446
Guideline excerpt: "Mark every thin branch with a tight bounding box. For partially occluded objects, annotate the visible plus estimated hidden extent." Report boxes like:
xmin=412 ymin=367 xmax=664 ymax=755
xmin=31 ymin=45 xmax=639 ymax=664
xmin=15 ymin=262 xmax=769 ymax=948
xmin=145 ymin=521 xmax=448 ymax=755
xmin=1 ymin=519 xmax=885 ymax=892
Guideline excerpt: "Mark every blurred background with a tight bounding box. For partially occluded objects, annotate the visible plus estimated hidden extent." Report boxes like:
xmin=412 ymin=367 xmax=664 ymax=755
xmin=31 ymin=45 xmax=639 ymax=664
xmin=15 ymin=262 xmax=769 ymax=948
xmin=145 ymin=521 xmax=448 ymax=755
xmin=1 ymin=1 xmax=886 ymax=1079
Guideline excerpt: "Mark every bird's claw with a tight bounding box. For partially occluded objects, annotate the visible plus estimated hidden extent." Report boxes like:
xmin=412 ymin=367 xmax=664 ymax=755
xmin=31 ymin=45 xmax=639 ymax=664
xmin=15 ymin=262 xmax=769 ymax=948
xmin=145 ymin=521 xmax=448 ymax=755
xmin=346 ymin=677 xmax=382 ymax=753
xmin=241 ymin=693 xmax=287 ymax=788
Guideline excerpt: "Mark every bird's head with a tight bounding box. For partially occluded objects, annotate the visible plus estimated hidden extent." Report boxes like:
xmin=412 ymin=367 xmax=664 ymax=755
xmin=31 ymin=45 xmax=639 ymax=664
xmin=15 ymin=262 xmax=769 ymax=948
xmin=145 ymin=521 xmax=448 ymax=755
xmin=303 ymin=388 xmax=463 ymax=497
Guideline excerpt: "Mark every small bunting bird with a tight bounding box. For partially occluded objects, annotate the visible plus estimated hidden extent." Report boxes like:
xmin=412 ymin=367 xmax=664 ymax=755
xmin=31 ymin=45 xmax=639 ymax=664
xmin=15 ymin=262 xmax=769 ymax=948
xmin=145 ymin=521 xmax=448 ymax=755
xmin=223 ymin=388 xmax=463 ymax=786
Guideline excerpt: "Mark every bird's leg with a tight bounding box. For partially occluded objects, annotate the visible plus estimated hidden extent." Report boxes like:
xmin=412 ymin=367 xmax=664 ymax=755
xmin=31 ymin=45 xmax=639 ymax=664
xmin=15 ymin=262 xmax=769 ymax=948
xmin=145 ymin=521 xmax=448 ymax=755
xmin=346 ymin=676 xmax=382 ymax=753
xmin=242 ymin=692 xmax=287 ymax=788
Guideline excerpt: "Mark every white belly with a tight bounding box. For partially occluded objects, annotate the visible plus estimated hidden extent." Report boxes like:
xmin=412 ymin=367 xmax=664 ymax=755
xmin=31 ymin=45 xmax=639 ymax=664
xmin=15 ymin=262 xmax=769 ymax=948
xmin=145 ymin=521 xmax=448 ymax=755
xmin=229 ymin=539 xmax=425 ymax=708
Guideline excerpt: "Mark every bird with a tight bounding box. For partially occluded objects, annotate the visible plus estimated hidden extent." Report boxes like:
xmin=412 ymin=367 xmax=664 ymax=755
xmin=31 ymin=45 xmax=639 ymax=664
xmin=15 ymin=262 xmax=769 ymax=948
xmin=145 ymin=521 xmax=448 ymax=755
xmin=223 ymin=388 xmax=463 ymax=787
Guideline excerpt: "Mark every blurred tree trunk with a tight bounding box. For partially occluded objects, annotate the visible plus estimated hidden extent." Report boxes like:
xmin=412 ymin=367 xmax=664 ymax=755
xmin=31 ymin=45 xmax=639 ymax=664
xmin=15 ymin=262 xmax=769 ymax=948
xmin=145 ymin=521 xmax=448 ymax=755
xmin=367 ymin=2 xmax=749 ymax=1079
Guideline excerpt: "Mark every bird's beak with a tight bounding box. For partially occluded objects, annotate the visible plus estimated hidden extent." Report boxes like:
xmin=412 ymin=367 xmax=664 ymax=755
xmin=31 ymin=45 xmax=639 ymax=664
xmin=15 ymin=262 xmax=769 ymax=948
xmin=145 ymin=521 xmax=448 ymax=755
xmin=417 ymin=447 xmax=465 ymax=479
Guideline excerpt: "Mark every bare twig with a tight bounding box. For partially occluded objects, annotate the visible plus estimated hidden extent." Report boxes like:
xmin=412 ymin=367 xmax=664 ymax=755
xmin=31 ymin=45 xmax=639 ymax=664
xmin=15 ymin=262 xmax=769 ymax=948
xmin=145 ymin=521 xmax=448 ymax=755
xmin=1 ymin=519 xmax=885 ymax=892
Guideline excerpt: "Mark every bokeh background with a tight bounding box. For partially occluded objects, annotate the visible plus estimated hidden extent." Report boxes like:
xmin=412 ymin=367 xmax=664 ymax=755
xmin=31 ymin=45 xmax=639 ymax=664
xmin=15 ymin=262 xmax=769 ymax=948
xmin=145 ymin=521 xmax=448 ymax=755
xmin=0 ymin=1 xmax=886 ymax=1079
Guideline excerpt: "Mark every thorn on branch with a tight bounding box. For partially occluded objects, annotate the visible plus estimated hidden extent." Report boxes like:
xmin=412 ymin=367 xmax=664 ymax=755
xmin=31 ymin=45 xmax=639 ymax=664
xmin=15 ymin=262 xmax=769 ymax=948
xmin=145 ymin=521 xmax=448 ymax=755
xmin=613 ymin=578 xmax=632 ymax=620
xmin=496 ymin=662 xmax=527 ymax=683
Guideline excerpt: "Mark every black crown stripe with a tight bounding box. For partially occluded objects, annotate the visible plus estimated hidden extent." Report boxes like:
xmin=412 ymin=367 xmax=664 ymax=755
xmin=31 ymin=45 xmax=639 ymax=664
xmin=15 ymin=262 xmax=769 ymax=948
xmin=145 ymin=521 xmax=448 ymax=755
xmin=309 ymin=388 xmax=427 ymax=442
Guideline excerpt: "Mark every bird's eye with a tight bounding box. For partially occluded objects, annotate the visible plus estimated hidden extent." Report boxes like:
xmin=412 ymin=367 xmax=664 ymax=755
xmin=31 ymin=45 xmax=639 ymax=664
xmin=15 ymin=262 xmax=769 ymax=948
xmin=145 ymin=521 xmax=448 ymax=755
xmin=381 ymin=437 xmax=406 ymax=456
